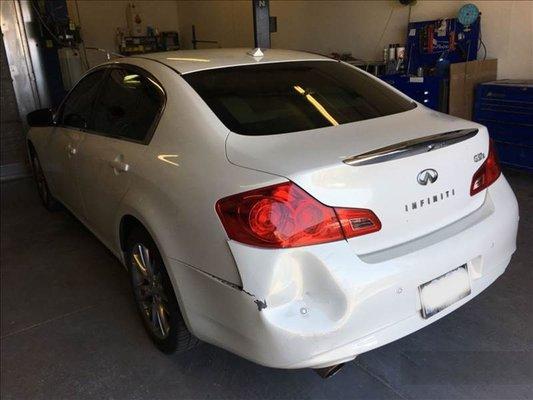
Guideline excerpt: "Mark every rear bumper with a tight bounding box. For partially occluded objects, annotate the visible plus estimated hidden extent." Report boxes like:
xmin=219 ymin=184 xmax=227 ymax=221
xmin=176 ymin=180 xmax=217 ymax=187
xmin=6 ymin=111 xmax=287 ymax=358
xmin=168 ymin=175 xmax=518 ymax=369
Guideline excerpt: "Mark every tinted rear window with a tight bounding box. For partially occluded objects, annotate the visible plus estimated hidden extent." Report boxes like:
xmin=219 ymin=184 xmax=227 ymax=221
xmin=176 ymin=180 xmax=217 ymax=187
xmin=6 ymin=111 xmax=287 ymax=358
xmin=184 ymin=61 xmax=416 ymax=135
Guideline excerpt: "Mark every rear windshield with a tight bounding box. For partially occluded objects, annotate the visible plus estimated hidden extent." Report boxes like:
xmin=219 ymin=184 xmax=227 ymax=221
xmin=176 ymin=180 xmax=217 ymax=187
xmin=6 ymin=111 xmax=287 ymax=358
xmin=183 ymin=61 xmax=416 ymax=135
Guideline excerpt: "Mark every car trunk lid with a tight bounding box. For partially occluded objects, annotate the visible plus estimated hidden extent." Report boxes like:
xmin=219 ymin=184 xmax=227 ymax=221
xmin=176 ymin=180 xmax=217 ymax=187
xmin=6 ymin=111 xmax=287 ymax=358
xmin=226 ymin=107 xmax=489 ymax=254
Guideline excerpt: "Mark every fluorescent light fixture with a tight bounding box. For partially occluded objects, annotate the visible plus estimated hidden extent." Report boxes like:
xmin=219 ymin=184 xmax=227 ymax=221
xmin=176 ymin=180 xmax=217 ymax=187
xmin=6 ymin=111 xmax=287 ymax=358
xmin=157 ymin=154 xmax=180 ymax=167
xmin=166 ymin=57 xmax=210 ymax=62
xmin=293 ymin=85 xmax=339 ymax=126
xmin=293 ymin=85 xmax=305 ymax=94
xmin=123 ymin=74 xmax=140 ymax=84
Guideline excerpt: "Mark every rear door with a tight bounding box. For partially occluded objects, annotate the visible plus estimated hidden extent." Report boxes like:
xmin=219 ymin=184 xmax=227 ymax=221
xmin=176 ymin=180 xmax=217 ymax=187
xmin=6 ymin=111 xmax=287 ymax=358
xmin=76 ymin=65 xmax=165 ymax=246
xmin=48 ymin=69 xmax=107 ymax=217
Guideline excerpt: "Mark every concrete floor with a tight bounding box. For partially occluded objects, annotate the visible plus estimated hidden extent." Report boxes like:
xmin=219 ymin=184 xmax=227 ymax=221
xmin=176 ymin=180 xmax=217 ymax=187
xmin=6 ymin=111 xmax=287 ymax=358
xmin=1 ymin=170 xmax=532 ymax=400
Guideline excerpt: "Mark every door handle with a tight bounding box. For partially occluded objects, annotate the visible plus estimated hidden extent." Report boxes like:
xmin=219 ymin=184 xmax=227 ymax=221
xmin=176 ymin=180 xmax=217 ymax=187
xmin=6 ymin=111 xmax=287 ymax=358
xmin=67 ymin=144 xmax=77 ymax=156
xmin=109 ymin=159 xmax=130 ymax=173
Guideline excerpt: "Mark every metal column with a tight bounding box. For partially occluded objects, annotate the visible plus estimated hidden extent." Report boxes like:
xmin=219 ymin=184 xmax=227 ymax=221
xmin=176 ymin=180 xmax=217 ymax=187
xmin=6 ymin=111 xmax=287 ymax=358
xmin=252 ymin=0 xmax=271 ymax=48
xmin=1 ymin=0 xmax=49 ymax=123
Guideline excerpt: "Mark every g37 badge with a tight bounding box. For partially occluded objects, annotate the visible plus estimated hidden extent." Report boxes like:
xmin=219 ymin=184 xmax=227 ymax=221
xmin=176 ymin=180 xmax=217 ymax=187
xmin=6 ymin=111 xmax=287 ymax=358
xmin=474 ymin=152 xmax=485 ymax=162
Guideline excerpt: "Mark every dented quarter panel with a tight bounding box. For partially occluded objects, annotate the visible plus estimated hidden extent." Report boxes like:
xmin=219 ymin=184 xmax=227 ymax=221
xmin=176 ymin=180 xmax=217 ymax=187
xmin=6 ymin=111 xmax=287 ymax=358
xmin=166 ymin=176 xmax=517 ymax=369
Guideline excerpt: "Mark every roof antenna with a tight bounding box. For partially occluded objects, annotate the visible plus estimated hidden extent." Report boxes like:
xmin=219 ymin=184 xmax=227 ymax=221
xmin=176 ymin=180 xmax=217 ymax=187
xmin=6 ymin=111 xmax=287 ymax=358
xmin=247 ymin=48 xmax=264 ymax=58
xmin=85 ymin=47 xmax=125 ymax=60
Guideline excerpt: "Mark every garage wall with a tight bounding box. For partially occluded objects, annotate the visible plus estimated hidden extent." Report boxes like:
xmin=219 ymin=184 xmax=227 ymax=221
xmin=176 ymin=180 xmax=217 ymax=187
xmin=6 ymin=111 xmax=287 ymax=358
xmin=269 ymin=0 xmax=409 ymax=62
xmin=66 ymin=0 xmax=180 ymax=67
xmin=176 ymin=0 xmax=253 ymax=49
xmin=176 ymin=0 xmax=533 ymax=79
xmin=407 ymin=1 xmax=533 ymax=79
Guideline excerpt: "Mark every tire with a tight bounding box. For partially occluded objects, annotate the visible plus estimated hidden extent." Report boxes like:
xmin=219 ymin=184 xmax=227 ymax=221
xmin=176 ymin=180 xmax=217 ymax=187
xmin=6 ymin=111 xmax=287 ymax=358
xmin=126 ymin=227 xmax=199 ymax=354
xmin=29 ymin=148 xmax=61 ymax=211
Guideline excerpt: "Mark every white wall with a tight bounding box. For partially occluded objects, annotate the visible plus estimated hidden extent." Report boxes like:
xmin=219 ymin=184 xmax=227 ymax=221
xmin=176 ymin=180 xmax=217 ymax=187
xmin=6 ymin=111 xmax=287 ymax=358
xmin=176 ymin=0 xmax=533 ymax=79
xmin=270 ymin=0 xmax=410 ymax=62
xmin=67 ymin=0 xmax=180 ymax=67
xmin=69 ymin=1 xmax=533 ymax=79
xmin=177 ymin=0 xmax=253 ymax=49
xmin=407 ymin=1 xmax=533 ymax=79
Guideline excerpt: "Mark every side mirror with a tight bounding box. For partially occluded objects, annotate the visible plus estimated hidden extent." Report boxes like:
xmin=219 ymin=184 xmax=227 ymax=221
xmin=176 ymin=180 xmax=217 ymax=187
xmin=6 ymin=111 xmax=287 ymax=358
xmin=27 ymin=108 xmax=54 ymax=127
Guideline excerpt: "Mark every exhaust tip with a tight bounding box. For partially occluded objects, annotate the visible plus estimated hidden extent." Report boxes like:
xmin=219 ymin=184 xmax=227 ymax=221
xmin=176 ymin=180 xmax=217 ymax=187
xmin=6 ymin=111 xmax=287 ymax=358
xmin=313 ymin=363 xmax=345 ymax=379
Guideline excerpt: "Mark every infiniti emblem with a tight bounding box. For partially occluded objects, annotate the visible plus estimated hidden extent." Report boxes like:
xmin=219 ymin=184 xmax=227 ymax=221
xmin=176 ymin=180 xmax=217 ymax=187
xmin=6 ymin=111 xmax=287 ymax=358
xmin=417 ymin=169 xmax=438 ymax=185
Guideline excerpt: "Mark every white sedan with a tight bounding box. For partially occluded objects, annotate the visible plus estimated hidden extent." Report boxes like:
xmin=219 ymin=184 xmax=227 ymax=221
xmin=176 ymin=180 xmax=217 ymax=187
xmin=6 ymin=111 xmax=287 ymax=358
xmin=26 ymin=48 xmax=519 ymax=378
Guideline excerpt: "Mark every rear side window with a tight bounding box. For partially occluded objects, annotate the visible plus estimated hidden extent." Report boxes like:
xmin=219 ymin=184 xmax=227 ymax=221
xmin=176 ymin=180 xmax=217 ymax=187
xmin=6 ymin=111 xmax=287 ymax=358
xmin=59 ymin=70 xmax=106 ymax=129
xmin=184 ymin=61 xmax=416 ymax=135
xmin=92 ymin=68 xmax=164 ymax=142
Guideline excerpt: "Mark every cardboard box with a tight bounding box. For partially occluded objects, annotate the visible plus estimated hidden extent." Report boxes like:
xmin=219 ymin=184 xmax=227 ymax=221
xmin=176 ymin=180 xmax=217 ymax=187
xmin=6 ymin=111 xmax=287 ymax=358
xmin=449 ymin=59 xmax=498 ymax=120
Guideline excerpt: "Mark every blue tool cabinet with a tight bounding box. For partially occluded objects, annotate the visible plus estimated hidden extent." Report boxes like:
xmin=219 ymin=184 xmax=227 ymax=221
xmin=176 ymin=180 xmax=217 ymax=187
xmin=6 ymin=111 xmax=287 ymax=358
xmin=473 ymin=80 xmax=533 ymax=171
xmin=380 ymin=75 xmax=444 ymax=111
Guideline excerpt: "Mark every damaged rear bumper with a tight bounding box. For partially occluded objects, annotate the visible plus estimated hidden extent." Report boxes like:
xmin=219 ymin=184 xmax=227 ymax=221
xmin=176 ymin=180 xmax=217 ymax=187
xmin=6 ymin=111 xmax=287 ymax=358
xmin=167 ymin=176 xmax=518 ymax=369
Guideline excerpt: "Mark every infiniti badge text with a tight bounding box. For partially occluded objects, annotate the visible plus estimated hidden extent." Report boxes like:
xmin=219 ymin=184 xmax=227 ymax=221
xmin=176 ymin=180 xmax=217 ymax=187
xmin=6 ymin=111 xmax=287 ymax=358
xmin=405 ymin=189 xmax=456 ymax=212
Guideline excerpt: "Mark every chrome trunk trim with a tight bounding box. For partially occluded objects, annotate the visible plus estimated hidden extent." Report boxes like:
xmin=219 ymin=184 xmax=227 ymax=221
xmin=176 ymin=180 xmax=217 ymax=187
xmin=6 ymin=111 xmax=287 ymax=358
xmin=343 ymin=128 xmax=479 ymax=166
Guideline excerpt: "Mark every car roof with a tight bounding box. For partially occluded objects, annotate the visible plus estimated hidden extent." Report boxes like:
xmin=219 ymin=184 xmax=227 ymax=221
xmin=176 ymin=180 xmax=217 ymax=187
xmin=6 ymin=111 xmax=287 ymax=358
xmin=134 ymin=48 xmax=333 ymax=74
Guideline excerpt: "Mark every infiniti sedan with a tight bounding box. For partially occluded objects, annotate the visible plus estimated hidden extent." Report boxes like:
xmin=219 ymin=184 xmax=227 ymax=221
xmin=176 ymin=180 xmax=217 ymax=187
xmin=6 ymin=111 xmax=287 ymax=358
xmin=26 ymin=48 xmax=519 ymax=378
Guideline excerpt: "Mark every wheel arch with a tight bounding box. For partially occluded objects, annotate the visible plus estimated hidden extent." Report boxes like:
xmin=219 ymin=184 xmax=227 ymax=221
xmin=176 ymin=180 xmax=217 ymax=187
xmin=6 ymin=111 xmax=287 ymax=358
xmin=117 ymin=211 xmax=198 ymax=335
xmin=117 ymin=211 xmax=172 ymax=273
xmin=27 ymin=139 xmax=37 ymax=162
xmin=119 ymin=214 xmax=151 ymax=254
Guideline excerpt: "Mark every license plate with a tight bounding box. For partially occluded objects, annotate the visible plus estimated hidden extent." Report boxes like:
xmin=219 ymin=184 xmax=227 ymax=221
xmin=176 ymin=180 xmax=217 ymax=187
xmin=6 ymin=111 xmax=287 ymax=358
xmin=419 ymin=265 xmax=471 ymax=319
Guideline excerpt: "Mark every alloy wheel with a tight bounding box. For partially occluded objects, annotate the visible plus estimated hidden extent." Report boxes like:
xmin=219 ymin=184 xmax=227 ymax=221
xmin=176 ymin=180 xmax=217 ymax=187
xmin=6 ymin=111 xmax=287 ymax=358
xmin=130 ymin=243 xmax=171 ymax=339
xmin=32 ymin=155 xmax=49 ymax=203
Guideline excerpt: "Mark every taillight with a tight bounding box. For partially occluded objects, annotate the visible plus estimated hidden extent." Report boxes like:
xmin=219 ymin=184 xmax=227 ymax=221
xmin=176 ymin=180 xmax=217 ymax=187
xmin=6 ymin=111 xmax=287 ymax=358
xmin=470 ymin=139 xmax=501 ymax=196
xmin=216 ymin=182 xmax=381 ymax=248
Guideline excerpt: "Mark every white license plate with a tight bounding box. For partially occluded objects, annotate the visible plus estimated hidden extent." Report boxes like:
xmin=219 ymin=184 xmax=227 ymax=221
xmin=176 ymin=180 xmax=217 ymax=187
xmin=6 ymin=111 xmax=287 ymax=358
xmin=419 ymin=265 xmax=471 ymax=319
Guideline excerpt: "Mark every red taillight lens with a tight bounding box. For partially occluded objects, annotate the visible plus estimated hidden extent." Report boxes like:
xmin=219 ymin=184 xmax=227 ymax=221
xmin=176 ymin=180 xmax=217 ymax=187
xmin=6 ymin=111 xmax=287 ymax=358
xmin=470 ymin=140 xmax=501 ymax=196
xmin=336 ymin=208 xmax=382 ymax=239
xmin=216 ymin=182 xmax=381 ymax=248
